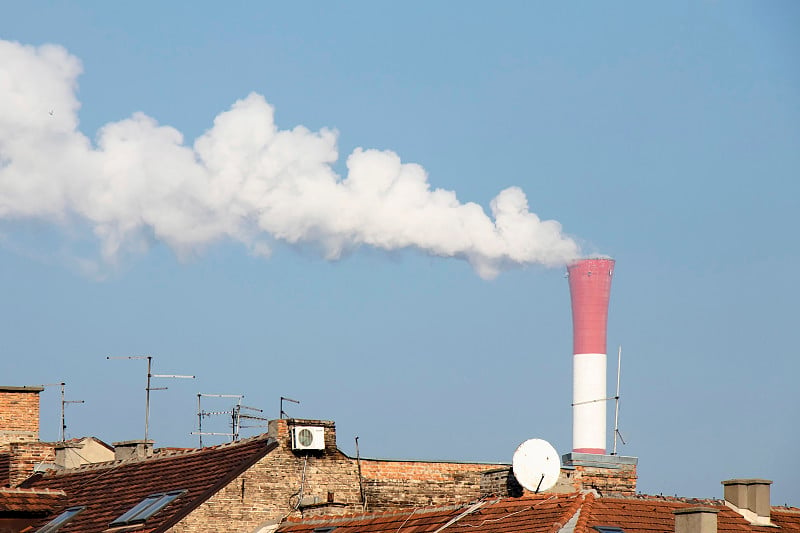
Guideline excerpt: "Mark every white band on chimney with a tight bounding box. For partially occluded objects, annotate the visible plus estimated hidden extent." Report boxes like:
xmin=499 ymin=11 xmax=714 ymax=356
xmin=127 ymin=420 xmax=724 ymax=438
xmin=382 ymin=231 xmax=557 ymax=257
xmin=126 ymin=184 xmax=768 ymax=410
xmin=572 ymin=353 xmax=607 ymax=453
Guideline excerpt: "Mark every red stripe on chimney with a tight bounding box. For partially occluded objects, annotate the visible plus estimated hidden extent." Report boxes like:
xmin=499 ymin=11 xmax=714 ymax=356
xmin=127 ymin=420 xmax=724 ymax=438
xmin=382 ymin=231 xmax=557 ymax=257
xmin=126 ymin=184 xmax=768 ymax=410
xmin=568 ymin=258 xmax=614 ymax=355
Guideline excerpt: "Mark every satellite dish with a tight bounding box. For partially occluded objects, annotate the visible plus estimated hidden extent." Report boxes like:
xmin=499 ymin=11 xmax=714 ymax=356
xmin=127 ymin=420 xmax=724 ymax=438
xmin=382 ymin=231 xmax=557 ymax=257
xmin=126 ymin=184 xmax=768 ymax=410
xmin=512 ymin=438 xmax=561 ymax=493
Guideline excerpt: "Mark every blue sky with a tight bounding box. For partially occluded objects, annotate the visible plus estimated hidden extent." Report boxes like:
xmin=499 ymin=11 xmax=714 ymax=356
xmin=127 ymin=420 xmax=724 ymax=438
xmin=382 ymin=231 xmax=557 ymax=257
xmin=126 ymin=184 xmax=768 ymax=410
xmin=1 ymin=2 xmax=798 ymax=504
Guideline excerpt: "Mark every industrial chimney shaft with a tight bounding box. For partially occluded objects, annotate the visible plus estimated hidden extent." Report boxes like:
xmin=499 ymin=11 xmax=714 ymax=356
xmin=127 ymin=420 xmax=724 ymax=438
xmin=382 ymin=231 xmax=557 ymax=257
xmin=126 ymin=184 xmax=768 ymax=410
xmin=567 ymin=258 xmax=614 ymax=454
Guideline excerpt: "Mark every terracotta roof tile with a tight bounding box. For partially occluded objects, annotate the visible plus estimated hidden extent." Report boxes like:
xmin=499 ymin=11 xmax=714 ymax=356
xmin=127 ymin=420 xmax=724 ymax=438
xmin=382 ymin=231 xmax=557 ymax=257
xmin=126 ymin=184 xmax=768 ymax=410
xmin=21 ymin=434 xmax=276 ymax=533
xmin=0 ymin=487 xmax=66 ymax=513
xmin=280 ymin=493 xmax=800 ymax=533
xmin=583 ymin=495 xmax=800 ymax=533
xmin=281 ymin=493 xmax=584 ymax=533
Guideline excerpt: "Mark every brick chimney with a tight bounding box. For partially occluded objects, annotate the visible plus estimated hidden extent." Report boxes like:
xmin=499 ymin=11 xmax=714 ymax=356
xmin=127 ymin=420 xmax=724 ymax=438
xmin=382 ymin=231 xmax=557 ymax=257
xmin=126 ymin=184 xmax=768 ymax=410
xmin=673 ymin=507 xmax=719 ymax=533
xmin=0 ymin=387 xmax=43 ymax=445
xmin=0 ymin=386 xmax=57 ymax=487
xmin=112 ymin=440 xmax=154 ymax=461
xmin=722 ymin=479 xmax=772 ymax=526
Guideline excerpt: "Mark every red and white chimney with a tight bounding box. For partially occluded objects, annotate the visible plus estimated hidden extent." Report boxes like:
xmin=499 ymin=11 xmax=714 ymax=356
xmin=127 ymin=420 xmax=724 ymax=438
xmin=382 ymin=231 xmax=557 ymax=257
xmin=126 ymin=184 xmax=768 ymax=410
xmin=567 ymin=258 xmax=614 ymax=454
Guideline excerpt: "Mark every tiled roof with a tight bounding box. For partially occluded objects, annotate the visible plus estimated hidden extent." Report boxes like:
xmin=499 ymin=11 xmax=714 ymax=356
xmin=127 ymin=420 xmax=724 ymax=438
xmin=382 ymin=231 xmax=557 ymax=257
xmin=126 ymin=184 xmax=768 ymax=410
xmin=279 ymin=492 xmax=800 ymax=533
xmin=21 ymin=434 xmax=276 ymax=533
xmin=587 ymin=495 xmax=800 ymax=533
xmin=0 ymin=487 xmax=66 ymax=514
xmin=281 ymin=493 xmax=584 ymax=533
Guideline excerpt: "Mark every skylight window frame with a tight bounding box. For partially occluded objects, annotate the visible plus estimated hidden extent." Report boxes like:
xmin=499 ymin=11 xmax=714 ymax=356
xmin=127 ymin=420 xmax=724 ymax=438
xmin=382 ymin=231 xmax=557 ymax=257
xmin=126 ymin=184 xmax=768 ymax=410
xmin=37 ymin=506 xmax=85 ymax=533
xmin=109 ymin=489 xmax=187 ymax=527
xmin=593 ymin=526 xmax=624 ymax=533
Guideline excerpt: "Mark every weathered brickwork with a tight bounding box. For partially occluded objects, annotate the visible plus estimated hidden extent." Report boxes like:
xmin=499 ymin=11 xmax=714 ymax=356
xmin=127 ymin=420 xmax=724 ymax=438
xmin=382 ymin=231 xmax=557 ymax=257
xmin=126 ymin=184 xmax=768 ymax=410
xmin=168 ymin=419 xmax=363 ymax=533
xmin=0 ymin=442 xmax=56 ymax=487
xmin=567 ymin=463 xmax=637 ymax=495
xmin=480 ymin=467 xmax=524 ymax=498
xmin=561 ymin=453 xmax=638 ymax=496
xmin=168 ymin=419 xmax=501 ymax=532
xmin=0 ymin=388 xmax=42 ymax=445
xmin=359 ymin=459 xmax=496 ymax=510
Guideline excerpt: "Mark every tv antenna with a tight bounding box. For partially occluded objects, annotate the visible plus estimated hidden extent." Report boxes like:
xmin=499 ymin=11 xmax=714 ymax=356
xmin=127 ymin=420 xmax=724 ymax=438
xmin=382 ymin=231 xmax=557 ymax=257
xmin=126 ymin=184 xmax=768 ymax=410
xmin=280 ymin=396 xmax=299 ymax=419
xmin=611 ymin=345 xmax=627 ymax=455
xmin=41 ymin=382 xmax=84 ymax=442
xmin=192 ymin=394 xmax=268 ymax=447
xmin=107 ymin=355 xmax=195 ymax=443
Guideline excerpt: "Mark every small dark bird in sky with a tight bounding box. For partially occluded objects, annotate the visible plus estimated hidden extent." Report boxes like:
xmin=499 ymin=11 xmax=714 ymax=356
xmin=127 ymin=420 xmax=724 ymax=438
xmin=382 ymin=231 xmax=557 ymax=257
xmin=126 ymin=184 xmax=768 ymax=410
xmin=49 ymin=110 xmax=54 ymax=116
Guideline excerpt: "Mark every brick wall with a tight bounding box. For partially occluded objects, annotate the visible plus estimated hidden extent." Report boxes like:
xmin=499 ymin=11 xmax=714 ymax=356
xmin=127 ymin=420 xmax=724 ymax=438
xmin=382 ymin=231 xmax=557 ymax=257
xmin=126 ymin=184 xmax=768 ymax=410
xmin=0 ymin=442 xmax=56 ymax=487
xmin=560 ymin=453 xmax=637 ymax=496
xmin=0 ymin=387 xmax=42 ymax=445
xmin=168 ymin=419 xmax=501 ymax=532
xmin=359 ymin=459 xmax=496 ymax=510
xmin=168 ymin=419 xmax=363 ymax=533
xmin=480 ymin=467 xmax=523 ymax=498
xmin=566 ymin=463 xmax=637 ymax=496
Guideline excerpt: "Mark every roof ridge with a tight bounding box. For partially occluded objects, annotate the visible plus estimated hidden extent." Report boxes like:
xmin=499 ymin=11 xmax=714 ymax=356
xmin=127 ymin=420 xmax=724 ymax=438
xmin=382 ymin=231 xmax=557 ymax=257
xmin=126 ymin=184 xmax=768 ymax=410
xmin=546 ymin=493 xmax=585 ymax=533
xmin=574 ymin=491 xmax=595 ymax=533
xmin=34 ymin=433 xmax=274 ymax=477
xmin=0 ymin=487 xmax=67 ymax=495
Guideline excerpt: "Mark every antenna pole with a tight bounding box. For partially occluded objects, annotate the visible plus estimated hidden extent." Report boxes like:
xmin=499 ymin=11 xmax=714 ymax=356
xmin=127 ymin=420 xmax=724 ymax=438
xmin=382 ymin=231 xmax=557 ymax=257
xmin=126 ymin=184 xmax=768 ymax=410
xmin=60 ymin=383 xmax=66 ymax=442
xmin=42 ymin=382 xmax=83 ymax=442
xmin=280 ymin=396 xmax=299 ymax=419
xmin=108 ymin=355 xmax=194 ymax=443
xmin=197 ymin=394 xmax=203 ymax=448
xmin=612 ymin=346 xmax=622 ymax=455
xmin=193 ymin=394 xmax=259 ymax=444
xmin=145 ymin=356 xmax=152 ymax=443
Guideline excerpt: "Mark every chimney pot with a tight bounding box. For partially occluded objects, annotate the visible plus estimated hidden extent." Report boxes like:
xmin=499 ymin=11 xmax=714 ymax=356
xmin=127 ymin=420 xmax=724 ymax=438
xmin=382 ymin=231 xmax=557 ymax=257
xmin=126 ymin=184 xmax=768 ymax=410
xmin=673 ymin=507 xmax=719 ymax=533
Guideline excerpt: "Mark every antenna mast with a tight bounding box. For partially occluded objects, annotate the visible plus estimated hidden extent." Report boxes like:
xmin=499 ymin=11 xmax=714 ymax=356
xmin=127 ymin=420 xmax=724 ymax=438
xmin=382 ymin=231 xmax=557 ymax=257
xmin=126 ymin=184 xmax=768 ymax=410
xmin=107 ymin=355 xmax=194 ymax=443
xmin=280 ymin=396 xmax=299 ymax=419
xmin=193 ymin=394 xmax=268 ymax=446
xmin=611 ymin=345 xmax=626 ymax=455
xmin=42 ymin=382 xmax=84 ymax=441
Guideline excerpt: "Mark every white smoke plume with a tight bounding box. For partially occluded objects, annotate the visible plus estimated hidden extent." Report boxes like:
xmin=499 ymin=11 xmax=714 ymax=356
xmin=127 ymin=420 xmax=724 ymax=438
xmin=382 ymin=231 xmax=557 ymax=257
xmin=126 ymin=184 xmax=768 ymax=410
xmin=0 ymin=40 xmax=580 ymax=279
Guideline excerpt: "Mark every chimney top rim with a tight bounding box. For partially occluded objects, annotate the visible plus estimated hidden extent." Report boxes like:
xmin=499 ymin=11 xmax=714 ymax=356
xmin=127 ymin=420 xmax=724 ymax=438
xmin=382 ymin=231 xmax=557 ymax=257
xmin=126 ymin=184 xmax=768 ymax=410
xmin=721 ymin=479 xmax=773 ymax=486
xmin=0 ymin=385 xmax=44 ymax=393
xmin=673 ymin=507 xmax=721 ymax=515
xmin=112 ymin=440 xmax=155 ymax=446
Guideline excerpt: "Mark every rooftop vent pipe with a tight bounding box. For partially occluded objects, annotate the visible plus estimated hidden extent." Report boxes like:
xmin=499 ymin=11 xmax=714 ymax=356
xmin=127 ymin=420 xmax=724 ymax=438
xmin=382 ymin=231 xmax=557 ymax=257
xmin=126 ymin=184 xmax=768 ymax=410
xmin=567 ymin=258 xmax=614 ymax=454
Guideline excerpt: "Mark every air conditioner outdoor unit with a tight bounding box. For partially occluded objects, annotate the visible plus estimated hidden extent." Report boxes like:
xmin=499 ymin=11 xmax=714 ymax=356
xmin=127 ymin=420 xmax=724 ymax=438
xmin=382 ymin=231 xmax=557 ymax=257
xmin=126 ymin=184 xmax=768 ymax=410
xmin=291 ymin=426 xmax=325 ymax=451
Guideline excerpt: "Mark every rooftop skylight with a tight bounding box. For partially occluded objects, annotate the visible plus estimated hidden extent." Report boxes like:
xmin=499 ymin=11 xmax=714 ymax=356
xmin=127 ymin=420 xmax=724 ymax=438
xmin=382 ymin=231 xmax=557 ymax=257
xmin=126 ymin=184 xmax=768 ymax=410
xmin=37 ymin=506 xmax=84 ymax=533
xmin=110 ymin=490 xmax=186 ymax=527
xmin=593 ymin=527 xmax=624 ymax=533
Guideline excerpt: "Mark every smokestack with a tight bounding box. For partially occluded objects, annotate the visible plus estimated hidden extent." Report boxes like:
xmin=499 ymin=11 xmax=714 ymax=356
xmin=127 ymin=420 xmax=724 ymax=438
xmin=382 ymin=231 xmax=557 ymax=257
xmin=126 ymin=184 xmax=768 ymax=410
xmin=567 ymin=258 xmax=614 ymax=454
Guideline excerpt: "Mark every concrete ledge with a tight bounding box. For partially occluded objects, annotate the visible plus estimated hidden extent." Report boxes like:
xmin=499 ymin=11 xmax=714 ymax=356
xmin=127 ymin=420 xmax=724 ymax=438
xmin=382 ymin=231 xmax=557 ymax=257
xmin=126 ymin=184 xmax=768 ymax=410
xmin=0 ymin=386 xmax=44 ymax=393
xmin=562 ymin=452 xmax=638 ymax=468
